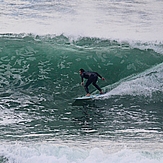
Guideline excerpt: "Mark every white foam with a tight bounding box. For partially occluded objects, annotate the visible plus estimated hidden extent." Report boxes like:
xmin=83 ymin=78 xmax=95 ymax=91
xmin=0 ymin=0 xmax=163 ymax=42
xmin=0 ymin=142 xmax=163 ymax=163
xmin=102 ymin=62 xmax=163 ymax=98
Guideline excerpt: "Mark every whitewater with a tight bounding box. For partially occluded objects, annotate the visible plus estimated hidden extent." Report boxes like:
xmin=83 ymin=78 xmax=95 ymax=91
xmin=0 ymin=0 xmax=163 ymax=163
xmin=1 ymin=0 xmax=163 ymax=42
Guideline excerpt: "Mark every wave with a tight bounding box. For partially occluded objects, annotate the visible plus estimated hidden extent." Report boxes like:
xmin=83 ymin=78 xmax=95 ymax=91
xmin=0 ymin=34 xmax=163 ymax=100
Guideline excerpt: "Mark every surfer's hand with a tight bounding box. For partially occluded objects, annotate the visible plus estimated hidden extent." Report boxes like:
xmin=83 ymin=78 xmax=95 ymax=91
xmin=102 ymin=77 xmax=105 ymax=80
xmin=81 ymin=82 xmax=84 ymax=86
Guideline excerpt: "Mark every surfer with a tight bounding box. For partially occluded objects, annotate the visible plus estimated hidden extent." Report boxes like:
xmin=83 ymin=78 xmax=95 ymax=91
xmin=79 ymin=69 xmax=105 ymax=96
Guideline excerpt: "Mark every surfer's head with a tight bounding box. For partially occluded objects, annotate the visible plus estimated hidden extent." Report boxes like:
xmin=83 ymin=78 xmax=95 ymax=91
xmin=80 ymin=69 xmax=85 ymax=72
xmin=79 ymin=68 xmax=85 ymax=74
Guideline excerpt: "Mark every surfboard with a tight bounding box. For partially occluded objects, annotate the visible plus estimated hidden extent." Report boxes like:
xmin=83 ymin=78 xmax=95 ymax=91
xmin=74 ymin=94 xmax=103 ymax=100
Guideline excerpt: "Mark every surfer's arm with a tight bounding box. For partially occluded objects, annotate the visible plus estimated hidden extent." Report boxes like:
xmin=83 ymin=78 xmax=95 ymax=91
xmin=81 ymin=76 xmax=84 ymax=82
xmin=95 ymin=72 xmax=105 ymax=80
xmin=80 ymin=75 xmax=84 ymax=85
xmin=81 ymin=78 xmax=84 ymax=85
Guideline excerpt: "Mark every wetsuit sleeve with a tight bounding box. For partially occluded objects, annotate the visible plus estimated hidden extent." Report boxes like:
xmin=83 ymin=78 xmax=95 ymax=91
xmin=95 ymin=72 xmax=102 ymax=78
xmin=80 ymin=75 xmax=84 ymax=82
xmin=81 ymin=77 xmax=84 ymax=82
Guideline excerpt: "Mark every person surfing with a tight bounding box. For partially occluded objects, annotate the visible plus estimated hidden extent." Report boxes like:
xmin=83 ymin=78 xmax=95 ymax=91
xmin=79 ymin=69 xmax=105 ymax=96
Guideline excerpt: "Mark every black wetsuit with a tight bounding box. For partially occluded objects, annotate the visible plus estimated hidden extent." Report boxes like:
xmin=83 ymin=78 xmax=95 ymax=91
xmin=80 ymin=71 xmax=102 ymax=93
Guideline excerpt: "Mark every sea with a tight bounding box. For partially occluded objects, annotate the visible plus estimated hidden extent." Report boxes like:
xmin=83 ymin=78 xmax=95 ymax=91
xmin=0 ymin=0 xmax=163 ymax=162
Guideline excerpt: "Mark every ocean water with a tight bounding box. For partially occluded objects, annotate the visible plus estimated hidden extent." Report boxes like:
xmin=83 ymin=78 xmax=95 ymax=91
xmin=0 ymin=0 xmax=163 ymax=162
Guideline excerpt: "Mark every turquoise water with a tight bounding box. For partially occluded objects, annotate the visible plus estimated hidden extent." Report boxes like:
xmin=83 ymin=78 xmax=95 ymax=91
xmin=1 ymin=0 xmax=163 ymax=162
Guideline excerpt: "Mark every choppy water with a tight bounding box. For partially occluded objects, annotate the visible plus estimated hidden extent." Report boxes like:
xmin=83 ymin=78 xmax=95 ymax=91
xmin=0 ymin=0 xmax=163 ymax=163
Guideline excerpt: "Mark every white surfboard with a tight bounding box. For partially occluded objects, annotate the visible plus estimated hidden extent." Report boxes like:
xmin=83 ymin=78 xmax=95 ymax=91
xmin=74 ymin=94 xmax=103 ymax=100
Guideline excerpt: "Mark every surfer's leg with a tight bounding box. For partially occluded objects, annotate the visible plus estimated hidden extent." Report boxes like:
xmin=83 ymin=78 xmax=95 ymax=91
xmin=92 ymin=77 xmax=102 ymax=92
xmin=84 ymin=79 xmax=92 ymax=94
xmin=93 ymin=83 xmax=102 ymax=92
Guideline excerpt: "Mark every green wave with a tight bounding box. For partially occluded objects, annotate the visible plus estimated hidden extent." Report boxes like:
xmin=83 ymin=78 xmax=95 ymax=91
xmin=0 ymin=34 xmax=163 ymax=101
